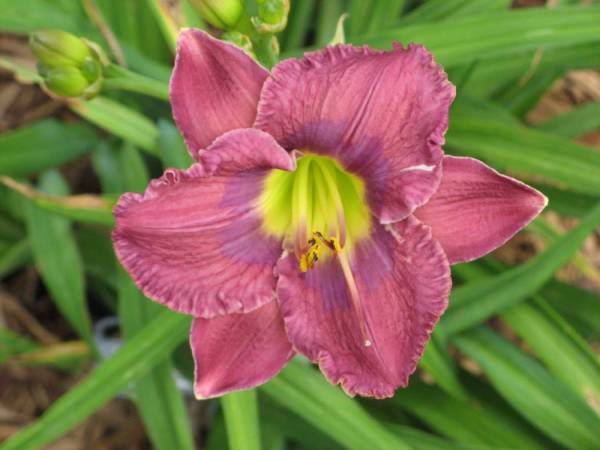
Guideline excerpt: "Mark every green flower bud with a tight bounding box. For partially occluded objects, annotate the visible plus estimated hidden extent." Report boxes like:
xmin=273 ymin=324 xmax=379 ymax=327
xmin=44 ymin=66 xmax=90 ymax=97
xmin=30 ymin=29 xmax=92 ymax=68
xmin=252 ymin=0 xmax=289 ymax=33
xmin=80 ymin=57 xmax=102 ymax=83
xmin=188 ymin=0 xmax=244 ymax=29
xmin=258 ymin=0 xmax=285 ymax=24
xmin=220 ymin=31 xmax=254 ymax=56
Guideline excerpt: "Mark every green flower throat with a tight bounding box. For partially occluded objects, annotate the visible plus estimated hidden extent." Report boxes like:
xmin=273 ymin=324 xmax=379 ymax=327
xmin=259 ymin=154 xmax=371 ymax=269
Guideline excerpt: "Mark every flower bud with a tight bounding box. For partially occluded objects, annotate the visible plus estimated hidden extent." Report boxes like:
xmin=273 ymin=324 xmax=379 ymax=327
xmin=252 ymin=0 xmax=289 ymax=34
xmin=188 ymin=0 xmax=244 ymax=29
xmin=220 ymin=31 xmax=254 ymax=56
xmin=39 ymin=62 xmax=102 ymax=99
xmin=79 ymin=57 xmax=102 ymax=83
xmin=43 ymin=66 xmax=90 ymax=97
xmin=30 ymin=29 xmax=92 ymax=68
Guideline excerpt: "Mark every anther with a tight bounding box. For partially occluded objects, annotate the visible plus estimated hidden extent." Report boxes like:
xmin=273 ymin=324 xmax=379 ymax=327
xmin=298 ymin=231 xmax=342 ymax=272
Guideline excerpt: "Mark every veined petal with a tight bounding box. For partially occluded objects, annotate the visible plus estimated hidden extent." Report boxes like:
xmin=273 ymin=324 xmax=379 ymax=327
xmin=191 ymin=301 xmax=294 ymax=399
xmin=415 ymin=156 xmax=547 ymax=264
xmin=113 ymin=129 xmax=294 ymax=318
xmin=275 ymin=217 xmax=450 ymax=398
xmin=170 ymin=29 xmax=268 ymax=159
xmin=256 ymin=44 xmax=455 ymax=223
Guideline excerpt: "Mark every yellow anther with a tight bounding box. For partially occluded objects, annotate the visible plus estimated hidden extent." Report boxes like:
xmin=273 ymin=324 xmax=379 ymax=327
xmin=299 ymin=231 xmax=341 ymax=272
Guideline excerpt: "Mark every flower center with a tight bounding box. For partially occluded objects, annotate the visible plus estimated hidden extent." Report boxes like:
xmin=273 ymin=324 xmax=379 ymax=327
xmin=259 ymin=153 xmax=370 ymax=267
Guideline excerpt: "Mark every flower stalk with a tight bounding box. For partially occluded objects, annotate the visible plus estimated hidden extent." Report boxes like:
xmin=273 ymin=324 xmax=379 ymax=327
xmin=102 ymin=64 xmax=169 ymax=101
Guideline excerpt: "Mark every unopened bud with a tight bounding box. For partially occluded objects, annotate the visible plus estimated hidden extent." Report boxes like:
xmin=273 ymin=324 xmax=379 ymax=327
xmin=43 ymin=66 xmax=90 ymax=97
xmin=188 ymin=0 xmax=244 ymax=29
xmin=80 ymin=57 xmax=102 ymax=83
xmin=252 ymin=0 xmax=289 ymax=33
xmin=221 ymin=31 xmax=254 ymax=56
xmin=30 ymin=29 xmax=91 ymax=68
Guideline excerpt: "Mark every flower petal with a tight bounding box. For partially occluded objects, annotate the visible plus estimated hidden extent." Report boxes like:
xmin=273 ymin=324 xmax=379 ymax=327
xmin=170 ymin=29 xmax=268 ymax=159
xmin=191 ymin=301 xmax=294 ymax=398
xmin=275 ymin=217 xmax=450 ymax=398
xmin=256 ymin=44 xmax=455 ymax=223
xmin=113 ymin=129 xmax=294 ymax=318
xmin=414 ymin=156 xmax=547 ymax=264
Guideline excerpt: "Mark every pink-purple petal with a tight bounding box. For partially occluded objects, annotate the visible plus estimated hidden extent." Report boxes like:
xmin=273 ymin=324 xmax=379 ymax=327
xmin=414 ymin=156 xmax=547 ymax=264
xmin=275 ymin=217 xmax=451 ymax=398
xmin=170 ymin=29 xmax=268 ymax=159
xmin=113 ymin=129 xmax=294 ymax=318
xmin=255 ymin=43 xmax=455 ymax=223
xmin=191 ymin=301 xmax=294 ymax=399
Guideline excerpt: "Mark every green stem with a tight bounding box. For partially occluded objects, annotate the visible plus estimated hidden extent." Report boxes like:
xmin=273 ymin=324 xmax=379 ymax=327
xmin=103 ymin=64 xmax=169 ymax=101
xmin=143 ymin=0 xmax=178 ymax=52
xmin=221 ymin=390 xmax=262 ymax=450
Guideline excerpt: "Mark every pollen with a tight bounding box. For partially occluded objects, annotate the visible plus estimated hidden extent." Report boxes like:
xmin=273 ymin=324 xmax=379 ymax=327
xmin=299 ymin=231 xmax=342 ymax=272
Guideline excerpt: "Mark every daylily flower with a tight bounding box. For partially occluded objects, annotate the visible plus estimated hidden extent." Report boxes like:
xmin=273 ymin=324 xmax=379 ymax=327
xmin=113 ymin=30 xmax=546 ymax=399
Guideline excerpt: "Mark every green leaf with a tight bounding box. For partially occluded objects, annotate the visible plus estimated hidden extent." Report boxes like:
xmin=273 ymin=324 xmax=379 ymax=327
xmin=119 ymin=142 xmax=150 ymax=193
xmin=391 ymin=424 xmax=494 ymax=450
xmin=536 ymin=101 xmax=600 ymax=138
xmin=0 ymin=238 xmax=31 ymax=278
xmin=261 ymin=359 xmax=410 ymax=450
xmin=259 ymin=397 xmax=343 ymax=450
xmin=400 ymin=0 xmax=510 ymax=25
xmin=69 ymin=96 xmax=159 ymax=156
xmin=0 ymin=328 xmax=38 ymax=363
xmin=158 ymin=120 xmax=193 ymax=170
xmin=503 ymin=302 xmax=600 ymax=408
xmin=446 ymin=115 xmax=600 ymax=197
xmin=76 ymin=226 xmax=117 ymax=289
xmin=0 ymin=311 xmax=191 ymax=450
xmin=365 ymin=0 xmax=406 ymax=33
xmin=463 ymin=42 xmax=600 ymax=98
xmin=441 ymin=203 xmax=600 ymax=334
xmin=0 ymin=0 xmax=91 ymax=34
xmin=280 ymin=0 xmax=315 ymax=51
xmin=24 ymin=171 xmax=94 ymax=348
xmin=494 ymin=66 xmax=564 ymax=117
xmin=543 ymin=280 xmax=600 ymax=335
xmin=221 ymin=390 xmax=262 ymax=450
xmin=355 ymin=6 xmax=600 ymax=67
xmin=454 ymin=327 xmax=600 ymax=448
xmin=419 ymin=332 xmax=467 ymax=400
xmin=118 ymin=271 xmax=195 ymax=450
xmin=92 ymin=142 xmax=127 ymax=194
xmin=393 ymin=381 xmax=545 ymax=449
xmin=451 ymin=95 xmax=520 ymax=127
xmin=455 ymin=258 xmax=600 ymax=413
xmin=347 ymin=0 xmax=373 ymax=36
xmin=0 ymin=119 xmax=98 ymax=177
xmin=1 ymin=176 xmax=115 ymax=226
xmin=315 ymin=0 xmax=344 ymax=46
xmin=141 ymin=0 xmax=177 ymax=52
xmin=352 ymin=5 xmax=600 ymax=66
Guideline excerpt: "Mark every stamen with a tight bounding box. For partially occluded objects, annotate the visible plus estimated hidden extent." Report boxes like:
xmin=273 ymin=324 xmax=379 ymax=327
xmin=338 ymin=253 xmax=372 ymax=347
xmin=298 ymin=231 xmax=372 ymax=347
xmin=299 ymin=231 xmax=337 ymax=273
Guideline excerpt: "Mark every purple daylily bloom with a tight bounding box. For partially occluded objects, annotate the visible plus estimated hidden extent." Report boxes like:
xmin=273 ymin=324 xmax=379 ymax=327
xmin=113 ymin=30 xmax=547 ymax=399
